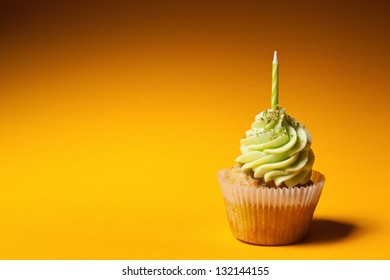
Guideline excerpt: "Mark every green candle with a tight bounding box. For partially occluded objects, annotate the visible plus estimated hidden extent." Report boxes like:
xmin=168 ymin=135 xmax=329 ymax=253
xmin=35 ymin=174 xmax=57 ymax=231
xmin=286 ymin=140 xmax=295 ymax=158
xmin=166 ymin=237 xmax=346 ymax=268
xmin=272 ymin=51 xmax=279 ymax=108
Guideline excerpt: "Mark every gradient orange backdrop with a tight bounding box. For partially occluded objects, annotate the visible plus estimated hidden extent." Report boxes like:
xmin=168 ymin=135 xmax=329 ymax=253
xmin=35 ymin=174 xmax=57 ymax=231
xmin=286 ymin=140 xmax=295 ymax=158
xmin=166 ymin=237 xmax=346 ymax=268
xmin=1 ymin=0 xmax=389 ymax=259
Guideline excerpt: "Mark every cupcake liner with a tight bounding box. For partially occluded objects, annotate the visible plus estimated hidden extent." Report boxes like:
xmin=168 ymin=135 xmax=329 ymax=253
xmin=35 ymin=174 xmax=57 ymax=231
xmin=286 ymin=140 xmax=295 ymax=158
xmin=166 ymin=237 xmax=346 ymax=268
xmin=217 ymin=169 xmax=325 ymax=245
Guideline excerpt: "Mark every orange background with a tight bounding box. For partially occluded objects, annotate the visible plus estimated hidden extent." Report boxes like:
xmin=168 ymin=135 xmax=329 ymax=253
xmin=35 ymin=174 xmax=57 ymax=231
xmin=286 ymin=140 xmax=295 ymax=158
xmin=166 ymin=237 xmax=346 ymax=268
xmin=1 ymin=0 xmax=389 ymax=259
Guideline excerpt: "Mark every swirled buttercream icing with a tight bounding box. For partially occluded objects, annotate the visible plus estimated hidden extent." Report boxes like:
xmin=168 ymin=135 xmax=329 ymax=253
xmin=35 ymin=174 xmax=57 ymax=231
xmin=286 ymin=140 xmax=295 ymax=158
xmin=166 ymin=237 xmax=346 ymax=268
xmin=235 ymin=107 xmax=314 ymax=187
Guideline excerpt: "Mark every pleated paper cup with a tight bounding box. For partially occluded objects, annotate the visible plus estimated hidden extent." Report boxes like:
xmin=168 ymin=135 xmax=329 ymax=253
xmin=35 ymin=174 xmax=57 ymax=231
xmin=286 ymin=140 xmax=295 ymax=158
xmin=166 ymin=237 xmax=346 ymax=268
xmin=217 ymin=169 xmax=325 ymax=245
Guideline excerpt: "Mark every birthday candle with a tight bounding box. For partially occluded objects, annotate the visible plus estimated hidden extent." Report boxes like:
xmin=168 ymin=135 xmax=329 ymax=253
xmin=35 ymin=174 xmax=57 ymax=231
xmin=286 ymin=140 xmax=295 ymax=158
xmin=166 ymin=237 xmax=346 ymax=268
xmin=272 ymin=51 xmax=279 ymax=108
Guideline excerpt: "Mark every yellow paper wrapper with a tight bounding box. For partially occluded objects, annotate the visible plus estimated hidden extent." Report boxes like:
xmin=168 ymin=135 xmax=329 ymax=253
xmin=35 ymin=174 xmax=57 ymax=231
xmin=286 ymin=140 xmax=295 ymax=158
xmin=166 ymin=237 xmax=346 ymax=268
xmin=217 ymin=169 xmax=325 ymax=245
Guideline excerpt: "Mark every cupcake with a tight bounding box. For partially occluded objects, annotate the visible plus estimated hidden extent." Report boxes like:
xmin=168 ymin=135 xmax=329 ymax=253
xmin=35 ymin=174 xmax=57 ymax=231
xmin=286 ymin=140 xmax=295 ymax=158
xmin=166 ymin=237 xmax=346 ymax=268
xmin=217 ymin=52 xmax=325 ymax=245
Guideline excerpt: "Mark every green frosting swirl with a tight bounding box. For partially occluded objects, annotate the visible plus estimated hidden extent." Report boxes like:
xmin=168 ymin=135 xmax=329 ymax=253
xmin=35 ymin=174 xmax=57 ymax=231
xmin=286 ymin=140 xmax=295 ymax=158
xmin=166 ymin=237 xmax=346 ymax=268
xmin=235 ymin=107 xmax=314 ymax=187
